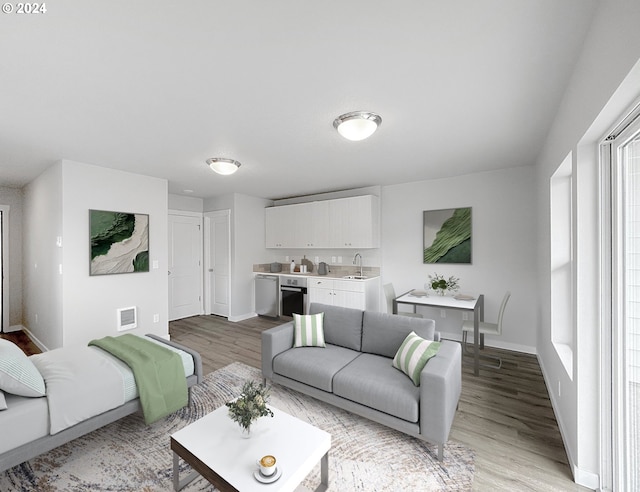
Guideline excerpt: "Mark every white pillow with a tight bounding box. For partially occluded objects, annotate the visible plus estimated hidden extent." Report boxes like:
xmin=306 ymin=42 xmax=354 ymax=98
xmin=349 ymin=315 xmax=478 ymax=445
xmin=0 ymin=389 xmax=7 ymax=410
xmin=293 ymin=312 xmax=326 ymax=348
xmin=392 ymin=331 xmax=441 ymax=386
xmin=0 ymin=338 xmax=46 ymax=397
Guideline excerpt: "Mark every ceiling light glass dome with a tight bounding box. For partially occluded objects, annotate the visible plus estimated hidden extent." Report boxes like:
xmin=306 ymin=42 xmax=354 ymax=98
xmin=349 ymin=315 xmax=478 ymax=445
xmin=206 ymin=158 xmax=241 ymax=175
xmin=333 ymin=111 xmax=382 ymax=141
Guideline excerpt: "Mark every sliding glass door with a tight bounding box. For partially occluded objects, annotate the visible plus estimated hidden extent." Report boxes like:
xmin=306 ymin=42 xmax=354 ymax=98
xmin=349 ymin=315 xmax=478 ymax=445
xmin=608 ymin=115 xmax=640 ymax=490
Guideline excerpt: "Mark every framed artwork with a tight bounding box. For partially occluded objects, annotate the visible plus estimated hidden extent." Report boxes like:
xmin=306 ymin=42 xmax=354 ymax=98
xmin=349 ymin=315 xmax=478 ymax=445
xmin=90 ymin=210 xmax=149 ymax=275
xmin=423 ymin=207 xmax=472 ymax=264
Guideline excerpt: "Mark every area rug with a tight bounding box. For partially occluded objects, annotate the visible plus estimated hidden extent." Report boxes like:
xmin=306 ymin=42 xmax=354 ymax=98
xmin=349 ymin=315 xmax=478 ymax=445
xmin=0 ymin=362 xmax=474 ymax=491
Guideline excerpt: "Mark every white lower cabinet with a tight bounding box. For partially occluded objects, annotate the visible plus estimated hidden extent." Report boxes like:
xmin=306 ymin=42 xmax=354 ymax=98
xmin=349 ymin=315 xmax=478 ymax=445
xmin=308 ymin=278 xmax=379 ymax=311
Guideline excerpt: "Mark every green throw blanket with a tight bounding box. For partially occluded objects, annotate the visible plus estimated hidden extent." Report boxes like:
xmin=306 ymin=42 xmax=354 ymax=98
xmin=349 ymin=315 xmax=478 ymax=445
xmin=89 ymin=334 xmax=188 ymax=424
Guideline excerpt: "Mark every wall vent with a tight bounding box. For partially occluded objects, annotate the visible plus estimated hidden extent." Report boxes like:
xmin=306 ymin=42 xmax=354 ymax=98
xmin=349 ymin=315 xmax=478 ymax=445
xmin=117 ymin=306 xmax=137 ymax=331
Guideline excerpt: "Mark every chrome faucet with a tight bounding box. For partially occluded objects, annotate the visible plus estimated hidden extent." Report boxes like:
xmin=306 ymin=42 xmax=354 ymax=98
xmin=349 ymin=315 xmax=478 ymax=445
xmin=353 ymin=253 xmax=363 ymax=277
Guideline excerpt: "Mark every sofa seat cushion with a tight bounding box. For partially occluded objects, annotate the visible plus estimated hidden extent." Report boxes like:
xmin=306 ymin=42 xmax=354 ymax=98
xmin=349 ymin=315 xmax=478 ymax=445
xmin=333 ymin=353 xmax=420 ymax=423
xmin=273 ymin=344 xmax=361 ymax=393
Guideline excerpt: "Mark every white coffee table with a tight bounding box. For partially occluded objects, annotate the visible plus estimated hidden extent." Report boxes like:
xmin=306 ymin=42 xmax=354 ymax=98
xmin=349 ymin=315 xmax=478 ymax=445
xmin=171 ymin=404 xmax=331 ymax=492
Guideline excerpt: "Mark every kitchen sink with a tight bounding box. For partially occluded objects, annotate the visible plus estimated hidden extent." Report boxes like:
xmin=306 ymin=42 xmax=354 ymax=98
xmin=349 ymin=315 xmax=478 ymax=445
xmin=342 ymin=275 xmax=368 ymax=280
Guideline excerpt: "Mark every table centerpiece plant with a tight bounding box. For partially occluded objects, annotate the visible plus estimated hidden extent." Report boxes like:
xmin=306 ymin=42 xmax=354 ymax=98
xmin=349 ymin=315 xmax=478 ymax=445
xmin=226 ymin=380 xmax=274 ymax=437
xmin=427 ymin=273 xmax=460 ymax=296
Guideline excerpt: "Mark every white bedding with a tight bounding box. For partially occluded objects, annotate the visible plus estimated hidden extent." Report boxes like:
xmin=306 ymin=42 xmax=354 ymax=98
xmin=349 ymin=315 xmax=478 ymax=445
xmin=25 ymin=336 xmax=195 ymax=435
xmin=90 ymin=335 xmax=196 ymax=402
xmin=31 ymin=347 xmax=124 ymax=435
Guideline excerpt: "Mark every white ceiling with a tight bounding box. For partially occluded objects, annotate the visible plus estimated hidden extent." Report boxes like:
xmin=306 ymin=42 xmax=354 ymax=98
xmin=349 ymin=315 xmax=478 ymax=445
xmin=0 ymin=1 xmax=597 ymax=200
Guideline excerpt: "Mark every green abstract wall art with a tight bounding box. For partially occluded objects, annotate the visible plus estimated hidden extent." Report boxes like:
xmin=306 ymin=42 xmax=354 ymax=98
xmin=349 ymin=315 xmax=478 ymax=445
xmin=423 ymin=207 xmax=472 ymax=264
xmin=90 ymin=210 xmax=149 ymax=275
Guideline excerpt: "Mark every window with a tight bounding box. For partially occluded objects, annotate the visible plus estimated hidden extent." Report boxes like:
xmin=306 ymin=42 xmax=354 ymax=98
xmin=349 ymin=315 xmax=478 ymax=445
xmin=605 ymin=110 xmax=640 ymax=490
xmin=550 ymin=152 xmax=574 ymax=378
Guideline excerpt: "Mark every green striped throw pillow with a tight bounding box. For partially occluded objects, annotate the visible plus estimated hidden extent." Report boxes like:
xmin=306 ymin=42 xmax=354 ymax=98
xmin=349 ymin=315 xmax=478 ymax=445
xmin=293 ymin=312 xmax=326 ymax=348
xmin=0 ymin=338 xmax=46 ymax=397
xmin=392 ymin=331 xmax=441 ymax=386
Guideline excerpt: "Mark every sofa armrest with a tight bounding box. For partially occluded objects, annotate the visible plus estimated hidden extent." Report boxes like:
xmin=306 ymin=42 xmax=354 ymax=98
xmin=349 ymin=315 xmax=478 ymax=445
xmin=419 ymin=340 xmax=461 ymax=446
xmin=261 ymin=322 xmax=294 ymax=380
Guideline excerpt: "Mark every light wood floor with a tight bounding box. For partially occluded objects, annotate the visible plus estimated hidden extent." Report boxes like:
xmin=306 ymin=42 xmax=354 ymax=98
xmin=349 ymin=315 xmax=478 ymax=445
xmin=169 ymin=314 xmax=589 ymax=491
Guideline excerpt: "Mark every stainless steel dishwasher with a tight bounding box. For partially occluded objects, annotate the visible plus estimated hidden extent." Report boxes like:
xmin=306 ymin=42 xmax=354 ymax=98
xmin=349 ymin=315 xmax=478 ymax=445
xmin=255 ymin=274 xmax=279 ymax=318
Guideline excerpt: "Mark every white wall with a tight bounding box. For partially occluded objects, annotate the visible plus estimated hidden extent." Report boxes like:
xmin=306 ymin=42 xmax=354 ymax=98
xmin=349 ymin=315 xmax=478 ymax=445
xmin=0 ymin=186 xmax=23 ymax=329
xmin=204 ymin=193 xmax=272 ymax=320
xmin=381 ymin=166 xmax=537 ymax=353
xmin=232 ymin=193 xmax=272 ymax=319
xmin=23 ymin=163 xmax=64 ymax=350
xmin=168 ymin=193 xmax=203 ymax=213
xmin=60 ymin=160 xmax=169 ymax=347
xmin=23 ymin=160 xmax=169 ymax=350
xmin=535 ymin=1 xmax=640 ymax=488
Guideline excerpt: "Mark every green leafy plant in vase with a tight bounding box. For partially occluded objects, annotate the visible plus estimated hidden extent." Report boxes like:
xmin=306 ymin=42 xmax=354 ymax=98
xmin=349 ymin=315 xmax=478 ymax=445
xmin=427 ymin=273 xmax=460 ymax=296
xmin=226 ymin=380 xmax=274 ymax=437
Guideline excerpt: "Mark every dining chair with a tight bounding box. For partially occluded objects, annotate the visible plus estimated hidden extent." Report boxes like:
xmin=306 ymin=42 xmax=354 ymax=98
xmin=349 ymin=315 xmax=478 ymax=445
xmin=461 ymin=291 xmax=511 ymax=369
xmin=383 ymin=283 xmax=423 ymax=318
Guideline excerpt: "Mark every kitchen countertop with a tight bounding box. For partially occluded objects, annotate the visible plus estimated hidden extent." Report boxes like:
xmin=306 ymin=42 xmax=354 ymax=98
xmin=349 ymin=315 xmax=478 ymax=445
xmin=253 ymin=271 xmax=379 ymax=281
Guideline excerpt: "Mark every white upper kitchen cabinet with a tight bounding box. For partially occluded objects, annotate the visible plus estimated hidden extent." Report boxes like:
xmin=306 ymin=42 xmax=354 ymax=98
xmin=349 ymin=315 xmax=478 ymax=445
xmin=265 ymin=204 xmax=297 ymax=248
xmin=296 ymin=201 xmax=330 ymax=248
xmin=265 ymin=195 xmax=379 ymax=249
xmin=329 ymin=195 xmax=379 ymax=248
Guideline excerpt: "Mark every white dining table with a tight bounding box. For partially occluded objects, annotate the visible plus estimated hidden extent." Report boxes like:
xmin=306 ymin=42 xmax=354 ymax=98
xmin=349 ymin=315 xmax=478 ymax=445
xmin=393 ymin=290 xmax=485 ymax=376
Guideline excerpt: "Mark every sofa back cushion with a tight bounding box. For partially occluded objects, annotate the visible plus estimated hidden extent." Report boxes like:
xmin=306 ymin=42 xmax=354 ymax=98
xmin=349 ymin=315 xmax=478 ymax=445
xmin=361 ymin=311 xmax=436 ymax=358
xmin=308 ymin=303 xmax=363 ymax=351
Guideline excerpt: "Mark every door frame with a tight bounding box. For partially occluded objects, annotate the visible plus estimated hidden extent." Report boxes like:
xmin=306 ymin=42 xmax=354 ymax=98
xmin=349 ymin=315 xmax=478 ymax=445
xmin=0 ymin=205 xmax=9 ymax=333
xmin=168 ymin=210 xmax=204 ymax=320
xmin=600 ymin=103 xmax=640 ymax=491
xmin=203 ymin=210 xmax=231 ymax=316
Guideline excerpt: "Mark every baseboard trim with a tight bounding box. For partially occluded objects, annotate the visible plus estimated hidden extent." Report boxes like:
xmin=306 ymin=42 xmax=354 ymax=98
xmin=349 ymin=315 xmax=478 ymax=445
xmin=20 ymin=326 xmax=49 ymax=352
xmin=6 ymin=324 xmax=23 ymax=333
xmin=228 ymin=313 xmax=258 ymax=322
xmin=537 ymin=353 xmax=600 ymax=490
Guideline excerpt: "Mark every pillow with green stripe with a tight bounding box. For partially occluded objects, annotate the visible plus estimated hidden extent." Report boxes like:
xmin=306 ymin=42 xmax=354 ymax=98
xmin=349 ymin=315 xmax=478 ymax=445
xmin=392 ymin=331 xmax=441 ymax=386
xmin=0 ymin=338 xmax=46 ymax=397
xmin=293 ymin=312 xmax=326 ymax=348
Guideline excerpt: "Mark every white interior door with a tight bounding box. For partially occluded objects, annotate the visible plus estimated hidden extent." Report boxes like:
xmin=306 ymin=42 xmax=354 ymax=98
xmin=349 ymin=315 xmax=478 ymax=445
xmin=168 ymin=213 xmax=203 ymax=321
xmin=205 ymin=210 xmax=230 ymax=317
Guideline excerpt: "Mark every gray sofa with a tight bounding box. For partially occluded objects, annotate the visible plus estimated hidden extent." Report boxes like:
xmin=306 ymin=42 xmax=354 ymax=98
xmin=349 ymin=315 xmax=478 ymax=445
xmin=0 ymin=334 xmax=203 ymax=473
xmin=262 ymin=303 xmax=462 ymax=460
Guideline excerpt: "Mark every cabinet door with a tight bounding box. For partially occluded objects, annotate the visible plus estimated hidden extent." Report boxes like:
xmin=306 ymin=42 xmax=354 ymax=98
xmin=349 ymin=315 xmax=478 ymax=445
xmin=265 ymin=205 xmax=296 ymax=248
xmin=265 ymin=207 xmax=281 ymax=248
xmin=329 ymin=196 xmax=379 ymax=248
xmin=309 ymin=201 xmax=330 ymax=248
xmin=308 ymin=287 xmax=334 ymax=306
xmin=333 ymin=290 xmax=365 ymax=310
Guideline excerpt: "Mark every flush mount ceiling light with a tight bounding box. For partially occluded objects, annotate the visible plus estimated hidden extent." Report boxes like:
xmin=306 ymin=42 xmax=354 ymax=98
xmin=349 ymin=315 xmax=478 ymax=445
xmin=206 ymin=158 xmax=241 ymax=175
xmin=333 ymin=111 xmax=382 ymax=141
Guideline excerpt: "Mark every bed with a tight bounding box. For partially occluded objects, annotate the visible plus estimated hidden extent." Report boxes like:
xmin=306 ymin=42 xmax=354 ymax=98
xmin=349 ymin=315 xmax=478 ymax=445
xmin=0 ymin=334 xmax=202 ymax=473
